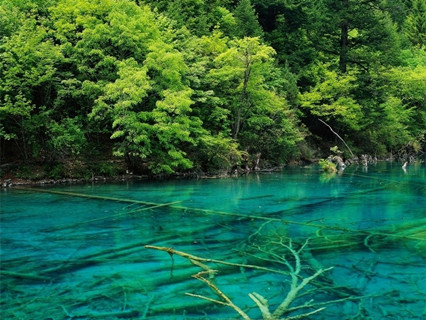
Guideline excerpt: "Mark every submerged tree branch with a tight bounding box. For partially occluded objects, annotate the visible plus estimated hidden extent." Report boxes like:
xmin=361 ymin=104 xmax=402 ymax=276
xmin=146 ymin=240 xmax=334 ymax=320
xmin=189 ymin=270 xmax=251 ymax=320
xmin=144 ymin=245 xmax=288 ymax=275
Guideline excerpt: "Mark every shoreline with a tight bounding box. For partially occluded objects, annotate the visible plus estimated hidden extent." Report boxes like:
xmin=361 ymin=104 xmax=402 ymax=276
xmin=2 ymin=155 xmax=422 ymax=188
xmin=0 ymin=166 xmax=289 ymax=188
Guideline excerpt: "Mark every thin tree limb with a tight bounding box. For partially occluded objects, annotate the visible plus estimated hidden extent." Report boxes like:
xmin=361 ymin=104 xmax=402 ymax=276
xmin=190 ymin=271 xmax=251 ymax=320
xmin=282 ymin=307 xmax=326 ymax=320
xmin=249 ymin=292 xmax=272 ymax=319
xmin=318 ymin=118 xmax=355 ymax=158
xmin=145 ymin=245 xmax=289 ymax=275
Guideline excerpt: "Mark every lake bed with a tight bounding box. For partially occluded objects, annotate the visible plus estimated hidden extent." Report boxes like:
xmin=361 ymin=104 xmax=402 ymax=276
xmin=1 ymin=162 xmax=425 ymax=319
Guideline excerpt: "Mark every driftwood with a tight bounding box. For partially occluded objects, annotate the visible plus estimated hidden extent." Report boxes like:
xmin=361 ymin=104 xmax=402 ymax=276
xmin=0 ymin=270 xmax=50 ymax=281
xmin=72 ymin=309 xmax=139 ymax=318
xmin=16 ymin=187 xmax=424 ymax=244
xmin=145 ymin=245 xmax=291 ymax=276
xmin=14 ymin=187 xmax=162 ymax=206
xmin=146 ymin=240 xmax=334 ymax=320
xmin=147 ymin=297 xmax=215 ymax=315
xmin=42 ymin=200 xmax=182 ymax=232
xmin=41 ymin=224 xmax=213 ymax=276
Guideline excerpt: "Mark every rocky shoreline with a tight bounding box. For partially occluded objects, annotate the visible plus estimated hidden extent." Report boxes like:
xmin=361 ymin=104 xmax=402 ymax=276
xmin=0 ymin=175 xmax=135 ymax=188
xmin=1 ymin=152 xmax=423 ymax=188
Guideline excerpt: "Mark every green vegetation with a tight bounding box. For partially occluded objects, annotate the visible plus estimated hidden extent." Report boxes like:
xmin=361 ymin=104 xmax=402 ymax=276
xmin=318 ymin=159 xmax=337 ymax=174
xmin=1 ymin=0 xmax=424 ymax=176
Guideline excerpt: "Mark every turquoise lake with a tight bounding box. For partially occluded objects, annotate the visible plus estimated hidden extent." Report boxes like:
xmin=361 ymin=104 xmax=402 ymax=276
xmin=1 ymin=162 xmax=425 ymax=319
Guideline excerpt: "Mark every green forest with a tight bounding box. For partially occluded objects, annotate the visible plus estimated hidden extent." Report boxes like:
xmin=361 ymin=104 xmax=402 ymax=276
xmin=1 ymin=0 xmax=425 ymax=178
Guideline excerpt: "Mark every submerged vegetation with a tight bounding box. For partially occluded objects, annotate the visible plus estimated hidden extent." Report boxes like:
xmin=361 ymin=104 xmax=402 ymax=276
xmin=318 ymin=159 xmax=337 ymax=174
xmin=0 ymin=0 xmax=425 ymax=177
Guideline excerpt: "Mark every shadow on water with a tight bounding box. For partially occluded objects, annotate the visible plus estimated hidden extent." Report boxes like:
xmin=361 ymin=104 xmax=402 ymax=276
xmin=1 ymin=162 xmax=425 ymax=319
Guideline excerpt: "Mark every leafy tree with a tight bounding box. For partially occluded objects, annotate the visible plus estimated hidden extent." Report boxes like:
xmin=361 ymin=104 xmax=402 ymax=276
xmin=299 ymin=64 xmax=363 ymax=132
xmin=381 ymin=0 xmax=412 ymax=28
xmin=209 ymin=37 xmax=302 ymax=162
xmin=371 ymin=97 xmax=415 ymax=152
xmin=233 ymin=0 xmax=263 ymax=38
xmin=0 ymin=7 xmax=62 ymax=160
xmin=183 ymin=31 xmax=231 ymax=135
xmin=74 ymin=1 xmax=204 ymax=174
xmin=309 ymin=0 xmax=402 ymax=73
xmin=405 ymin=0 xmax=426 ymax=48
xmin=195 ymin=134 xmax=244 ymax=172
xmin=144 ymin=0 xmax=237 ymax=37
xmin=254 ymin=0 xmax=401 ymax=76
xmin=0 ymin=1 xmax=21 ymax=39
xmin=377 ymin=50 xmax=426 ymax=152
xmin=171 ymin=30 xmax=249 ymax=170
xmin=47 ymin=117 xmax=87 ymax=159
xmin=252 ymin=0 xmax=316 ymax=78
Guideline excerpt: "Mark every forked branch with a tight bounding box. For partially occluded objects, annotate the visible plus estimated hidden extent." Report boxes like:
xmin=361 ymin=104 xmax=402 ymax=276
xmin=187 ymin=270 xmax=251 ymax=320
xmin=146 ymin=240 xmax=333 ymax=320
xmin=270 ymin=239 xmax=334 ymax=318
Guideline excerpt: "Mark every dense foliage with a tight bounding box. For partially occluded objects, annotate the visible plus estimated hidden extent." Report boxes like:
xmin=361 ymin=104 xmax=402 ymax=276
xmin=1 ymin=0 xmax=424 ymax=176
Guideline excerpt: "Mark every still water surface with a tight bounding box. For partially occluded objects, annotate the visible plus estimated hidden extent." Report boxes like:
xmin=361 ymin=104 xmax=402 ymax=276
xmin=1 ymin=162 xmax=425 ymax=319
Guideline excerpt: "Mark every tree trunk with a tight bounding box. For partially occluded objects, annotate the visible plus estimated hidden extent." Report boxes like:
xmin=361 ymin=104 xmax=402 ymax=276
xmin=233 ymin=47 xmax=252 ymax=139
xmin=339 ymin=0 xmax=349 ymax=73
xmin=233 ymin=108 xmax=242 ymax=139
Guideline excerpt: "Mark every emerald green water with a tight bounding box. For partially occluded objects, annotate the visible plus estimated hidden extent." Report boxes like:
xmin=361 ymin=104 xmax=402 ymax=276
xmin=1 ymin=162 xmax=425 ymax=319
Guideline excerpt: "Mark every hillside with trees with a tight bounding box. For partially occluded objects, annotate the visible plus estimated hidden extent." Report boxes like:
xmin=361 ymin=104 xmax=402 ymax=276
xmin=1 ymin=0 xmax=425 ymax=178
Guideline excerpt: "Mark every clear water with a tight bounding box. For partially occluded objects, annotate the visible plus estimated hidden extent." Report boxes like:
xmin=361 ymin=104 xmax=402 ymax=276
xmin=1 ymin=162 xmax=425 ymax=319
